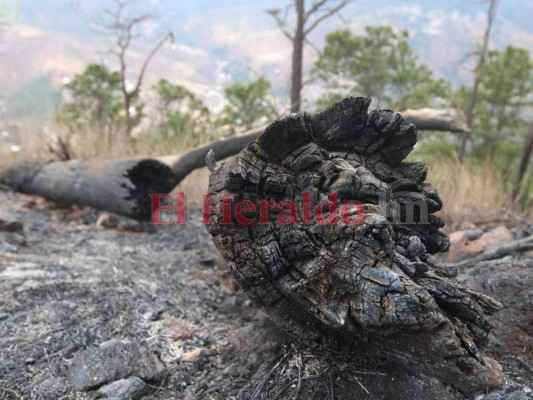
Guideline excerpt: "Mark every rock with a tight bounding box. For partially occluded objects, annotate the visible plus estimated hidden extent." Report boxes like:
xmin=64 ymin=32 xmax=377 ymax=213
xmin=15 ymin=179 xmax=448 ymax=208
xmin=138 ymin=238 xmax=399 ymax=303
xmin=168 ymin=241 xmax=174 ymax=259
xmin=482 ymin=226 xmax=514 ymax=248
xmin=182 ymin=348 xmax=204 ymax=363
xmin=504 ymin=392 xmax=528 ymax=400
xmin=198 ymin=254 xmax=215 ymax=267
xmin=0 ymin=239 xmax=18 ymax=253
xmin=67 ymin=339 xmax=168 ymax=391
xmin=95 ymin=377 xmax=149 ymax=400
xmin=32 ymin=375 xmax=67 ymax=400
xmin=446 ymin=226 xmax=515 ymax=263
xmin=96 ymin=212 xmax=119 ymax=229
xmin=466 ymin=228 xmax=485 ymax=241
xmin=463 ymin=257 xmax=533 ymax=363
xmin=218 ymin=274 xmax=238 ymax=295
xmin=6 ymin=232 xmax=26 ymax=246
xmin=169 ymin=326 xmax=193 ymax=341
xmin=447 ymin=230 xmax=485 ymax=262
xmin=31 ymin=364 xmax=68 ymax=400
xmin=0 ymin=219 xmax=23 ymax=232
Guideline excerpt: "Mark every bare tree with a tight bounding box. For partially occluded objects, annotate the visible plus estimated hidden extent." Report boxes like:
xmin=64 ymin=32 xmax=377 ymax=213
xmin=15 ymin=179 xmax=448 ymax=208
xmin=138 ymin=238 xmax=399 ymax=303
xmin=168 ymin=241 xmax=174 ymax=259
xmin=267 ymin=0 xmax=351 ymax=113
xmin=458 ymin=0 xmax=499 ymax=162
xmin=75 ymin=0 xmax=173 ymax=138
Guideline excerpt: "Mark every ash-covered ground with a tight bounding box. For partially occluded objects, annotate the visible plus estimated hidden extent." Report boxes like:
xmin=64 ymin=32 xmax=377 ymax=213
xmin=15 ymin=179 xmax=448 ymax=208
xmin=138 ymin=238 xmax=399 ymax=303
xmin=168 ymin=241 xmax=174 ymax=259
xmin=0 ymin=189 xmax=531 ymax=400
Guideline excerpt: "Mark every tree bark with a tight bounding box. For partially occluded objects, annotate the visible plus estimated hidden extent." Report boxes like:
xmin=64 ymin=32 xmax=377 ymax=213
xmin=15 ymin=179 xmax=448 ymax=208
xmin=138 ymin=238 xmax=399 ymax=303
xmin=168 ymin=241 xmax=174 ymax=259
xmin=511 ymin=123 xmax=533 ymax=203
xmin=269 ymin=1 xmax=350 ymax=113
xmin=206 ymin=97 xmax=503 ymax=396
xmin=290 ymin=0 xmax=305 ymax=113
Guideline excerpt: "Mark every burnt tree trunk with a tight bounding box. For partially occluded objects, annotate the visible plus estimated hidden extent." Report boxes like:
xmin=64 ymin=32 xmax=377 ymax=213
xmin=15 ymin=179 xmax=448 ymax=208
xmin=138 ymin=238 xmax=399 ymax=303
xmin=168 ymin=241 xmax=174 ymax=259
xmin=1 ymin=158 xmax=176 ymax=220
xmin=206 ymin=97 xmax=503 ymax=396
xmin=290 ymin=0 xmax=305 ymax=113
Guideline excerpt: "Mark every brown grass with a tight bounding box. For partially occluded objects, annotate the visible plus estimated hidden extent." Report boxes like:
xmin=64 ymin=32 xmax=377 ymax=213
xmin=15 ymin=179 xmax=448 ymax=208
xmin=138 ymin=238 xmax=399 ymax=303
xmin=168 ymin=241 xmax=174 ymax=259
xmin=174 ymin=167 xmax=211 ymax=210
xmin=426 ymin=159 xmax=511 ymax=225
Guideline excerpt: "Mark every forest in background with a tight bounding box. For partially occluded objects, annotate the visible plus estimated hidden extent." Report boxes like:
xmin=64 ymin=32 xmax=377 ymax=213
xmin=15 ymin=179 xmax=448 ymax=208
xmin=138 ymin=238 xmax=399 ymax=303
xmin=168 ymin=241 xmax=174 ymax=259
xmin=0 ymin=0 xmax=531 ymax=221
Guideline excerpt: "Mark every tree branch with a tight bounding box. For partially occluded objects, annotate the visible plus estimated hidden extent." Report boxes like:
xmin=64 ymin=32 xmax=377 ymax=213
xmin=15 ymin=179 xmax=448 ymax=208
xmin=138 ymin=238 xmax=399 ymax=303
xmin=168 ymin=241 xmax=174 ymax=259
xmin=266 ymin=8 xmax=294 ymax=40
xmin=304 ymin=0 xmax=350 ymax=35
xmin=130 ymin=31 xmax=174 ymax=97
xmin=304 ymin=0 xmax=329 ymax=22
xmin=442 ymin=235 xmax=533 ymax=270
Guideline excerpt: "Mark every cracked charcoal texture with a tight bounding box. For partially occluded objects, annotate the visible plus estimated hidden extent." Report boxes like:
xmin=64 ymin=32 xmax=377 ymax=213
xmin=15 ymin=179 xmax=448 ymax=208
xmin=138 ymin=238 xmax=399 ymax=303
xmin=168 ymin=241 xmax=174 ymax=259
xmin=207 ymin=97 xmax=504 ymax=396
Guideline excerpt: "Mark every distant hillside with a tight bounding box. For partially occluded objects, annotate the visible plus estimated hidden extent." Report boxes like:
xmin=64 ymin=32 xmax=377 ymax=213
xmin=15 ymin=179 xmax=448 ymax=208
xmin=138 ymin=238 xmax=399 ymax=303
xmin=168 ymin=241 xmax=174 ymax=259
xmin=2 ymin=0 xmax=533 ymax=117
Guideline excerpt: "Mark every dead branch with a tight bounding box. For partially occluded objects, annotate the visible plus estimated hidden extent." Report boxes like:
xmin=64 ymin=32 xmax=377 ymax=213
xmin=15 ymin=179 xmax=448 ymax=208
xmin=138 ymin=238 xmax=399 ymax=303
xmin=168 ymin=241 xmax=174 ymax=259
xmin=304 ymin=0 xmax=351 ymax=35
xmin=443 ymin=235 xmax=533 ymax=270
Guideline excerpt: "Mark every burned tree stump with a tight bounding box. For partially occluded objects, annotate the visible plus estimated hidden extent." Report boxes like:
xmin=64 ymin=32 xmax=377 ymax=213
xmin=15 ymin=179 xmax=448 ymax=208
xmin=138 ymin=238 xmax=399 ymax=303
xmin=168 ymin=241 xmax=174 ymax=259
xmin=206 ymin=97 xmax=504 ymax=395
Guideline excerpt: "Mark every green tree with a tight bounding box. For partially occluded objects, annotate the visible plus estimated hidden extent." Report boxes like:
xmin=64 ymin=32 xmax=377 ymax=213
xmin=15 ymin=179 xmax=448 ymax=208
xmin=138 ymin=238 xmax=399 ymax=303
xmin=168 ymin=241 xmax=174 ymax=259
xmin=314 ymin=26 xmax=449 ymax=109
xmin=153 ymin=79 xmax=210 ymax=144
xmin=219 ymin=77 xmax=276 ymax=132
xmin=453 ymin=45 xmax=533 ymax=173
xmin=57 ymin=63 xmax=143 ymax=139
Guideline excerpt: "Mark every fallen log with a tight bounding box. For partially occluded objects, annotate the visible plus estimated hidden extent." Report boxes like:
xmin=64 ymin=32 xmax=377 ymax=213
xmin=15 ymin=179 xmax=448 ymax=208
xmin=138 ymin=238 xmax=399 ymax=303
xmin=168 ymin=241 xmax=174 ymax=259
xmin=206 ymin=97 xmax=503 ymax=395
xmin=401 ymin=107 xmax=469 ymax=132
xmin=0 ymin=106 xmax=467 ymax=220
xmin=162 ymin=108 xmax=467 ymax=178
xmin=0 ymin=158 xmax=176 ymax=220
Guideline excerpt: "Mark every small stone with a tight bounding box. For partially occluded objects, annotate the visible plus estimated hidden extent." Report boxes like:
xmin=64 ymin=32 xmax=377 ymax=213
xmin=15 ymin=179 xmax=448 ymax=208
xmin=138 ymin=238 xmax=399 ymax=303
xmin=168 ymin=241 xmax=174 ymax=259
xmin=481 ymin=226 xmax=513 ymax=248
xmin=96 ymin=213 xmax=119 ymax=229
xmin=169 ymin=327 xmax=193 ymax=341
xmin=0 ymin=312 xmax=9 ymax=321
xmin=0 ymin=240 xmax=18 ymax=253
xmin=465 ymin=228 xmax=485 ymax=241
xmin=142 ymin=308 xmax=165 ymax=322
xmin=25 ymin=357 xmax=35 ymax=364
xmin=236 ymin=366 xmax=250 ymax=377
xmin=503 ymin=392 xmax=528 ymax=400
xmin=199 ymin=255 xmax=215 ymax=267
xmin=95 ymin=377 xmax=148 ymax=400
xmin=32 ymin=375 xmax=67 ymax=400
xmin=7 ymin=233 xmax=26 ymax=247
xmin=182 ymin=348 xmax=203 ymax=363
xmin=0 ymin=219 xmax=23 ymax=232
xmin=67 ymin=339 xmax=168 ymax=391
xmin=219 ymin=276 xmax=238 ymax=295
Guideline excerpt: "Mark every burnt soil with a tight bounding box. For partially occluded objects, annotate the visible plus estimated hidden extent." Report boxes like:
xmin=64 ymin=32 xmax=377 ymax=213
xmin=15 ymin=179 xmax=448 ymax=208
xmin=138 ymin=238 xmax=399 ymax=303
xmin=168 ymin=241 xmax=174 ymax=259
xmin=0 ymin=189 xmax=531 ymax=400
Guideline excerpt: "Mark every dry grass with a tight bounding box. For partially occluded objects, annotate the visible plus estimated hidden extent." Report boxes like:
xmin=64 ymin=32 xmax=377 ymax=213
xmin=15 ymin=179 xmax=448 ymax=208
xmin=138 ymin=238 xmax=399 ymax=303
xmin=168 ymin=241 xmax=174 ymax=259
xmin=426 ymin=159 xmax=512 ymax=225
xmin=174 ymin=167 xmax=211 ymax=210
